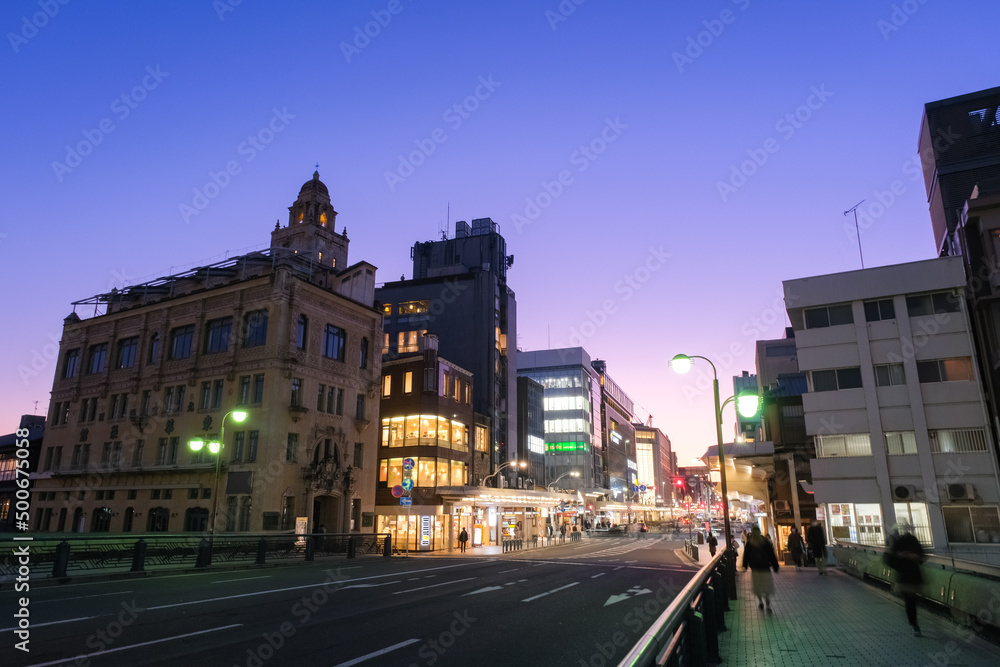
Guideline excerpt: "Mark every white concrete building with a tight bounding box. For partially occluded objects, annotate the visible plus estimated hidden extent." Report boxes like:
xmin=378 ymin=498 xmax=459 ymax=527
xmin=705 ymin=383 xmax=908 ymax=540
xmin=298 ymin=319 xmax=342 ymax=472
xmin=784 ymin=256 xmax=1000 ymax=564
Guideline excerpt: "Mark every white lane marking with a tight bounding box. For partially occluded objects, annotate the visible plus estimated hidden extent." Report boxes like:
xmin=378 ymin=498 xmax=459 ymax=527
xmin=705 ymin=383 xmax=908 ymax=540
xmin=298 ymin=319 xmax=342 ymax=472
xmin=613 ymin=566 xmax=624 ymax=571
xmin=522 ymin=581 xmax=579 ymax=603
xmin=591 ymin=573 xmax=606 ymax=579
xmin=497 ymin=568 xmax=519 ymax=574
xmin=25 ymin=624 xmax=242 ymax=667
xmin=211 ymin=576 xmax=271 ymax=584
xmin=462 ymin=586 xmax=503 ymax=596
xmin=146 ymin=562 xmax=477 ymax=610
xmin=392 ymin=577 xmax=476 ymax=595
xmin=332 ymin=638 xmax=421 ymax=667
xmin=34 ymin=591 xmax=133 ymax=603
xmin=341 ymin=581 xmax=402 ymax=590
xmin=2 ymin=617 xmax=96 ymax=633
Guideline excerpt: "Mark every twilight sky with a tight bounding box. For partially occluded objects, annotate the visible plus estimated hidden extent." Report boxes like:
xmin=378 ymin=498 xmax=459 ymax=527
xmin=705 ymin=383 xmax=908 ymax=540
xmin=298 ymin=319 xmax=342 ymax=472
xmin=2 ymin=1 xmax=998 ymax=466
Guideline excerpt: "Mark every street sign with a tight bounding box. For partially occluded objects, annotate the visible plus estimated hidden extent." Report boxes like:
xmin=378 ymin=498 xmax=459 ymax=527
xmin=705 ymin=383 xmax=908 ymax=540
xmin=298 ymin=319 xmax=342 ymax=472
xmin=391 ymin=485 xmax=403 ymax=498
xmin=402 ymin=458 xmax=415 ymax=471
xmin=401 ymin=478 xmax=414 ymax=491
xmin=639 ymin=484 xmax=647 ymax=492
xmin=400 ymin=497 xmax=413 ymax=506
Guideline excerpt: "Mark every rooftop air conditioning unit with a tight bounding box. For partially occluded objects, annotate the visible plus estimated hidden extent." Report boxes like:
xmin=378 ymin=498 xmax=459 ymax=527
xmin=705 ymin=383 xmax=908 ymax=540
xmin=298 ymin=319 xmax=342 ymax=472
xmin=773 ymin=500 xmax=790 ymax=511
xmin=947 ymin=483 xmax=976 ymax=501
xmin=892 ymin=485 xmax=917 ymax=502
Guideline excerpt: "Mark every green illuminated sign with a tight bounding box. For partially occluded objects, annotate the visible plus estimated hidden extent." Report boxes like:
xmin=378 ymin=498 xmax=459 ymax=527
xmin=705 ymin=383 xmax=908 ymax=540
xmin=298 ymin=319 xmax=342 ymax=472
xmin=545 ymin=442 xmax=588 ymax=452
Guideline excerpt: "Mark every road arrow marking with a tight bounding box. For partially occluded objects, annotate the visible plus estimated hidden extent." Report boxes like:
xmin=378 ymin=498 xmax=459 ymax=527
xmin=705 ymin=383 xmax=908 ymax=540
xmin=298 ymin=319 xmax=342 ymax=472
xmin=604 ymin=594 xmax=631 ymax=606
xmin=462 ymin=586 xmax=503 ymax=596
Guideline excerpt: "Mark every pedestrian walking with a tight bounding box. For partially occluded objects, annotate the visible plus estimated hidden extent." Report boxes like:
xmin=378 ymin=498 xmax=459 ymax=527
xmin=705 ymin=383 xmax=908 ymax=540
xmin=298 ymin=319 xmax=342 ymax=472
xmin=458 ymin=527 xmax=469 ymax=553
xmin=885 ymin=523 xmax=927 ymax=636
xmin=806 ymin=520 xmax=828 ymax=575
xmin=742 ymin=526 xmax=780 ymax=611
xmin=707 ymin=532 xmax=718 ymax=557
xmin=787 ymin=527 xmax=805 ymax=570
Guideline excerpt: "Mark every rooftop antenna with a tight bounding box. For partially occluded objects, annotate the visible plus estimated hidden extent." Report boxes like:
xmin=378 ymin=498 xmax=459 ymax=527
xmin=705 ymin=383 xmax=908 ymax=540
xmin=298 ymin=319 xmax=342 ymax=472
xmin=843 ymin=200 xmax=865 ymax=269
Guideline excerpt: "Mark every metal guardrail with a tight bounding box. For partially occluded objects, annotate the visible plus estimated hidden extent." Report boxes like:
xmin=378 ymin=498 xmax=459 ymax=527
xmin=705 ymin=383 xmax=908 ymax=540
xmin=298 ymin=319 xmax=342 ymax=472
xmin=617 ymin=548 xmax=736 ymax=667
xmin=0 ymin=533 xmax=391 ymax=581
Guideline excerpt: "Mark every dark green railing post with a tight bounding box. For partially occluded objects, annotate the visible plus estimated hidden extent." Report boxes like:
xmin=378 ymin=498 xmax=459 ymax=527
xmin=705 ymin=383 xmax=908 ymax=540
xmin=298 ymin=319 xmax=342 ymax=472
xmin=131 ymin=539 xmax=147 ymax=572
xmin=53 ymin=540 xmax=70 ymax=578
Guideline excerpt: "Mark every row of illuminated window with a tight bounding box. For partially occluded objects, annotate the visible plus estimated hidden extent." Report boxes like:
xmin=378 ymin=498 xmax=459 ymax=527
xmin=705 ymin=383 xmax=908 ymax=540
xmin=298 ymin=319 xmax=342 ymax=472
xmin=527 ymin=435 xmax=545 ymax=455
xmin=382 ymin=301 xmax=431 ymax=317
xmin=382 ymin=330 xmax=428 ymax=355
xmin=379 ymin=457 xmax=468 ymax=488
xmin=815 ymin=428 xmax=987 ymax=458
xmin=826 ymin=501 xmax=1000 ymax=547
xmin=543 ymin=395 xmax=587 ymax=411
xmin=61 ymin=313 xmax=367 ymax=379
xmin=380 ymin=416 xmax=470 ymax=450
xmin=810 ymin=357 xmax=973 ymax=391
xmin=381 ymin=369 xmax=471 ymax=404
xmin=544 ymin=418 xmax=590 ymax=434
xmin=804 ymin=291 xmax=962 ymax=329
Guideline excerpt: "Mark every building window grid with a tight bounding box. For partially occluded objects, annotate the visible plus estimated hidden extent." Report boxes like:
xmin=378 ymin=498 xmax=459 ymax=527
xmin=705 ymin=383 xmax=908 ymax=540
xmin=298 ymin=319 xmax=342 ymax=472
xmin=885 ymin=431 xmax=918 ymax=455
xmin=874 ymin=363 xmax=906 ymax=387
xmin=815 ymin=433 xmax=873 ymax=458
xmin=804 ymin=304 xmax=853 ymax=329
xmin=863 ymin=299 xmax=896 ymax=322
xmin=929 ymin=428 xmax=987 ymax=453
xmin=323 ymin=324 xmax=346 ymax=361
xmin=242 ymin=310 xmax=269 ymax=348
xmin=116 ymin=337 xmax=139 ymax=369
xmin=917 ymin=357 xmax=974 ymax=383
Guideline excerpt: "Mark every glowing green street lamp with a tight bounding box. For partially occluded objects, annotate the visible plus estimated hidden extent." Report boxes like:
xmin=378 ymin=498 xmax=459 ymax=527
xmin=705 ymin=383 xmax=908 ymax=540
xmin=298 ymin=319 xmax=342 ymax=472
xmin=189 ymin=409 xmax=248 ymax=536
xmin=670 ymin=353 xmax=761 ymax=600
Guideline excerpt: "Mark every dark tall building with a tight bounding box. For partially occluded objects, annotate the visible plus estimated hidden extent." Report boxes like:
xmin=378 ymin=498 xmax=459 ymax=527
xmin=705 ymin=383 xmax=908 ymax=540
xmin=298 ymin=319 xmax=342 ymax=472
xmin=591 ymin=359 xmax=636 ymax=502
xmin=1 ymin=415 xmax=44 ymax=532
xmin=920 ymin=86 xmax=1000 ymax=257
xmin=515 ymin=376 xmax=545 ymax=489
xmin=376 ymin=219 xmax=517 ymax=481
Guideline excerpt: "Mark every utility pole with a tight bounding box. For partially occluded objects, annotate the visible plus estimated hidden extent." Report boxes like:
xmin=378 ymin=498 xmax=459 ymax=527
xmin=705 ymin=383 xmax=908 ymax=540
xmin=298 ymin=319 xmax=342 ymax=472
xmin=844 ymin=200 xmax=865 ymax=269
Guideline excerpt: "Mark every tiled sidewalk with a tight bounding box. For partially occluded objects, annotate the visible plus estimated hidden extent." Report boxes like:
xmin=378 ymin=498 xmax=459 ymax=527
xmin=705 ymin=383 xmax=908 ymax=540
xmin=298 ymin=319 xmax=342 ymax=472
xmin=717 ymin=562 xmax=1000 ymax=666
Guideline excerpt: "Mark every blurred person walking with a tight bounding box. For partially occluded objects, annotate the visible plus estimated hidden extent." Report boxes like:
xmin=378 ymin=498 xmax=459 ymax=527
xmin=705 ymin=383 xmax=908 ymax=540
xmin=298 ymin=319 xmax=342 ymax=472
xmin=742 ymin=526 xmax=780 ymax=611
xmin=787 ymin=527 xmax=805 ymax=570
xmin=885 ymin=523 xmax=927 ymax=636
xmin=807 ymin=520 xmax=828 ymax=575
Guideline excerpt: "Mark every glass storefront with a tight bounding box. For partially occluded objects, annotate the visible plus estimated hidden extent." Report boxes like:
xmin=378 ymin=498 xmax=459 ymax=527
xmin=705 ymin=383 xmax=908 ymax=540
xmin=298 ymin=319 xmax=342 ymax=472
xmin=827 ymin=502 xmax=884 ymax=546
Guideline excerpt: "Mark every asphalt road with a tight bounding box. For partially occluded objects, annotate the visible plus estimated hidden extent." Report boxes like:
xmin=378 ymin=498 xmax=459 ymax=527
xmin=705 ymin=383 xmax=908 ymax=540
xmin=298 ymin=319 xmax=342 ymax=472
xmin=2 ymin=536 xmax=698 ymax=667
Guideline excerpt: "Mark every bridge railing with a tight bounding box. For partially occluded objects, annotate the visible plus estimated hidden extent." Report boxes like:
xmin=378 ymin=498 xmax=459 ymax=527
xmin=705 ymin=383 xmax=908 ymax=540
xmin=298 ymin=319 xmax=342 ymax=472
xmin=617 ymin=548 xmax=735 ymax=667
xmin=0 ymin=532 xmax=391 ymax=581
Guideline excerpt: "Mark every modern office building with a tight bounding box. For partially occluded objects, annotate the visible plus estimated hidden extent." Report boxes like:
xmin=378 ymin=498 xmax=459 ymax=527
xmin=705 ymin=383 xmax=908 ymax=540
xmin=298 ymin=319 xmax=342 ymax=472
xmin=784 ymin=256 xmax=1000 ymax=564
xmin=376 ymin=218 xmax=517 ymax=483
xmin=591 ymin=359 xmax=637 ymax=502
xmin=517 ymin=347 xmax=604 ymax=494
xmin=515 ymin=376 xmax=546 ymax=489
xmin=32 ymin=172 xmax=382 ymax=535
xmin=920 ymin=86 xmax=1000 ymax=257
xmin=632 ymin=424 xmax=672 ymax=506
xmin=374 ymin=335 xmax=475 ymax=551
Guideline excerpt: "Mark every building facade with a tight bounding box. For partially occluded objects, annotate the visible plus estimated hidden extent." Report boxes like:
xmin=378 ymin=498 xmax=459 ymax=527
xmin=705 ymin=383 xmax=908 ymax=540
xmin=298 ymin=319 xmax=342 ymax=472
xmin=32 ymin=173 xmax=382 ymax=535
xmin=374 ymin=335 xmax=475 ymax=551
xmin=517 ymin=348 xmax=604 ymax=494
xmin=633 ymin=424 xmax=672 ymax=506
xmin=376 ymin=218 xmax=517 ymax=482
xmin=784 ymin=256 xmax=1000 ymax=563
xmin=591 ymin=359 xmax=637 ymax=502
xmin=2 ymin=415 xmax=44 ymax=532
xmin=515 ymin=375 xmax=546 ymax=489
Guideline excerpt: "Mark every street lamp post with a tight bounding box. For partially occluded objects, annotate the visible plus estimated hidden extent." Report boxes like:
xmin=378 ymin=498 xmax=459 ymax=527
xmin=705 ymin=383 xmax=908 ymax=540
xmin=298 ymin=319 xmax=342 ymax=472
xmin=189 ymin=409 xmax=248 ymax=537
xmin=671 ymin=354 xmax=760 ymax=601
xmin=478 ymin=460 xmax=526 ymax=545
xmin=547 ymin=470 xmax=580 ymax=491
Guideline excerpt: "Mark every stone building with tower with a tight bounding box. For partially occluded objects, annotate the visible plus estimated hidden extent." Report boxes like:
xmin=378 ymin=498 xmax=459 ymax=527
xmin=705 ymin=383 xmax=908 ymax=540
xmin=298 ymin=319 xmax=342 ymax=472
xmin=31 ymin=172 xmax=382 ymax=536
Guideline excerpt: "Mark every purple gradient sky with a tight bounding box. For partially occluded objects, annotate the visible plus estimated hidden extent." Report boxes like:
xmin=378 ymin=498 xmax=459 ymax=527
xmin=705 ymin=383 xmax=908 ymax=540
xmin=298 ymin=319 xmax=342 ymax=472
xmin=2 ymin=1 xmax=998 ymax=466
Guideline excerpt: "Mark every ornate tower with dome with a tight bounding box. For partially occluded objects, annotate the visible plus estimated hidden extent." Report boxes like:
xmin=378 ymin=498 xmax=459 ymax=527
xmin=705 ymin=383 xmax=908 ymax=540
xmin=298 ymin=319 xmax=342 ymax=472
xmin=271 ymin=171 xmax=350 ymax=270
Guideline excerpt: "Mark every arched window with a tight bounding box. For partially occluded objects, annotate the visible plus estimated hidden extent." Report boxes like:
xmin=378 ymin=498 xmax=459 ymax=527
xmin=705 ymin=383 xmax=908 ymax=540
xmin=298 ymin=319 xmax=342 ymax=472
xmin=71 ymin=507 xmax=84 ymax=533
xmin=148 ymin=507 xmax=170 ymax=532
xmin=122 ymin=507 xmax=135 ymax=532
xmin=360 ymin=337 xmax=369 ymax=369
xmin=91 ymin=507 xmax=112 ymax=532
xmin=184 ymin=507 xmax=210 ymax=532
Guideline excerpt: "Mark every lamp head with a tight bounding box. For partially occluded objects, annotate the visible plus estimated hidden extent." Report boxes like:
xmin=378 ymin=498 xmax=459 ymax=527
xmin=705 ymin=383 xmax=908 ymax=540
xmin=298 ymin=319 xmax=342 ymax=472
xmin=736 ymin=393 xmax=760 ymax=418
xmin=231 ymin=410 xmax=248 ymax=423
xmin=209 ymin=441 xmax=221 ymax=454
xmin=570 ymin=471 xmax=580 ymax=477
xmin=188 ymin=438 xmax=205 ymax=452
xmin=670 ymin=354 xmax=692 ymax=374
